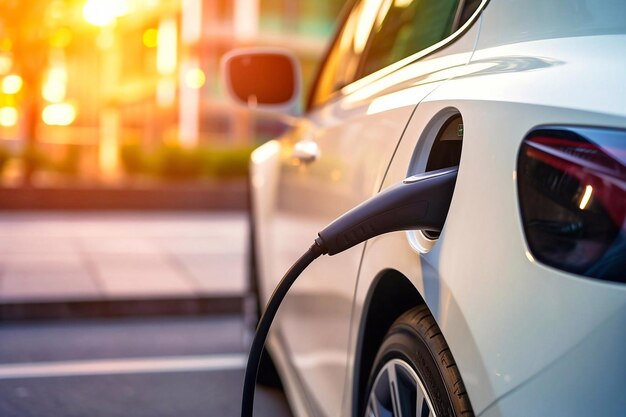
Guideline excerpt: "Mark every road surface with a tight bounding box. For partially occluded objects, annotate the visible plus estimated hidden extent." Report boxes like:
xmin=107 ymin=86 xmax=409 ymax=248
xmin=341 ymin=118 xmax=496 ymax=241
xmin=0 ymin=315 xmax=292 ymax=417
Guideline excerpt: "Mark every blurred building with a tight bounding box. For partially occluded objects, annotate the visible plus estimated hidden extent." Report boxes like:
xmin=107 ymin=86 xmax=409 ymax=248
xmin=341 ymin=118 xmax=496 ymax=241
xmin=95 ymin=0 xmax=344 ymax=177
xmin=0 ymin=0 xmax=344 ymax=182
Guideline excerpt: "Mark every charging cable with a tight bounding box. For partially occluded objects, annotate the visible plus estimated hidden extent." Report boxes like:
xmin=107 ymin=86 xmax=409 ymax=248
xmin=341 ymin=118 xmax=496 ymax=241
xmin=242 ymin=167 xmax=458 ymax=417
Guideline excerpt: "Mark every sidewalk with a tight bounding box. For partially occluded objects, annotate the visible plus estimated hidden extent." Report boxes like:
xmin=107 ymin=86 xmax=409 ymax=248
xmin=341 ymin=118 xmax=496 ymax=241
xmin=0 ymin=212 xmax=248 ymax=319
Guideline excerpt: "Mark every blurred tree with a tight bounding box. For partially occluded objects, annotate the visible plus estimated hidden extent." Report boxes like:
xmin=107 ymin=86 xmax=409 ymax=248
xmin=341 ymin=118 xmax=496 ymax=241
xmin=0 ymin=0 xmax=57 ymax=185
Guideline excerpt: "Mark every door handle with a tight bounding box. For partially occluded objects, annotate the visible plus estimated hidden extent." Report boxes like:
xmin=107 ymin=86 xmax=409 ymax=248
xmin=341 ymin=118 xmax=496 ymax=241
xmin=291 ymin=140 xmax=320 ymax=164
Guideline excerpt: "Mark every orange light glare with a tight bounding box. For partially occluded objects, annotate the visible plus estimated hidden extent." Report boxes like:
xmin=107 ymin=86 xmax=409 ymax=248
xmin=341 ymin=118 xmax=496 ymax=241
xmin=83 ymin=0 xmax=128 ymax=26
xmin=96 ymin=31 xmax=115 ymax=49
xmin=47 ymin=0 xmax=67 ymax=21
xmin=143 ymin=28 xmax=158 ymax=48
xmin=233 ymin=0 xmax=259 ymax=39
xmin=157 ymin=19 xmax=177 ymax=75
xmin=42 ymin=67 xmax=68 ymax=103
xmin=50 ymin=28 xmax=72 ymax=48
xmin=42 ymin=103 xmax=76 ymax=126
xmin=2 ymin=74 xmax=23 ymax=94
xmin=0 ymin=106 xmax=18 ymax=127
xmin=182 ymin=0 xmax=202 ymax=43
xmin=156 ymin=78 xmax=176 ymax=107
xmin=184 ymin=68 xmax=206 ymax=89
xmin=0 ymin=38 xmax=11 ymax=52
xmin=354 ymin=0 xmax=380 ymax=53
xmin=394 ymin=0 xmax=414 ymax=7
xmin=99 ymin=111 xmax=119 ymax=177
xmin=0 ymin=56 xmax=12 ymax=74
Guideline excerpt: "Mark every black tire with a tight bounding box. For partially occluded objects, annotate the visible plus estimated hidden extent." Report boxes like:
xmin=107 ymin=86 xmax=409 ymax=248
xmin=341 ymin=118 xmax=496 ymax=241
xmin=364 ymin=305 xmax=473 ymax=417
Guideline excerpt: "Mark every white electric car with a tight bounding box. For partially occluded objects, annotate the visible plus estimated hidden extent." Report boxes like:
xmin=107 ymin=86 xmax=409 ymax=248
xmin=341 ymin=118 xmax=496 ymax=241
xmin=222 ymin=0 xmax=626 ymax=416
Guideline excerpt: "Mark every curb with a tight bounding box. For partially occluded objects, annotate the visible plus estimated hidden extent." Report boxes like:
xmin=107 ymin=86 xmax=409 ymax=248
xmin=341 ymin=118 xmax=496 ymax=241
xmin=0 ymin=296 xmax=245 ymax=321
xmin=0 ymin=181 xmax=247 ymax=211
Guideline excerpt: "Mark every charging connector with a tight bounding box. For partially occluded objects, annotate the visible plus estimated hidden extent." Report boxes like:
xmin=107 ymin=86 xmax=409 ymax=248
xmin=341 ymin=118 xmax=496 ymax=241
xmin=317 ymin=167 xmax=458 ymax=255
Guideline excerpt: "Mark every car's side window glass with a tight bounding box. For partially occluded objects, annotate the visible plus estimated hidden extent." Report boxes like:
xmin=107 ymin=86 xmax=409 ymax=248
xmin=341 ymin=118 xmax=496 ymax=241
xmin=310 ymin=0 xmax=383 ymax=108
xmin=458 ymin=0 xmax=482 ymax=27
xmin=357 ymin=0 xmax=460 ymax=78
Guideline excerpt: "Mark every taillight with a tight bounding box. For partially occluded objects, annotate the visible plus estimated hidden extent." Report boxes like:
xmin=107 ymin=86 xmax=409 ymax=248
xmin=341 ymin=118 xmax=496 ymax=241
xmin=517 ymin=126 xmax=626 ymax=283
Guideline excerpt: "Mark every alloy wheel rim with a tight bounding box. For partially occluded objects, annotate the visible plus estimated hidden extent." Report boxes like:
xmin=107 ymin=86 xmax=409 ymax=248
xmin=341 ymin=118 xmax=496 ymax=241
xmin=366 ymin=358 xmax=437 ymax=417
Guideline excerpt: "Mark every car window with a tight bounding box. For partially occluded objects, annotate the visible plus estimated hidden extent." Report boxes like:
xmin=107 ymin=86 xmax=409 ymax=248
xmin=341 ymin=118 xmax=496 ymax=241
xmin=357 ymin=0 xmax=460 ymax=78
xmin=308 ymin=0 xmax=483 ymax=110
xmin=309 ymin=0 xmax=382 ymax=108
xmin=477 ymin=0 xmax=626 ymax=48
xmin=458 ymin=0 xmax=483 ymax=27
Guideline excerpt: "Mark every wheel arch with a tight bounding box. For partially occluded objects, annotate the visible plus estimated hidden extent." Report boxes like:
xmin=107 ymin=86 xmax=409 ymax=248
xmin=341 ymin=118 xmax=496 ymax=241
xmin=352 ymin=268 xmax=426 ymax=417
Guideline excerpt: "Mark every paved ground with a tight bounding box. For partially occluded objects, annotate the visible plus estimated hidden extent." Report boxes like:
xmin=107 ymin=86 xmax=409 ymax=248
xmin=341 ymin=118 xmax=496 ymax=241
xmin=0 ymin=212 xmax=293 ymax=416
xmin=0 ymin=315 xmax=292 ymax=417
xmin=0 ymin=212 xmax=247 ymax=303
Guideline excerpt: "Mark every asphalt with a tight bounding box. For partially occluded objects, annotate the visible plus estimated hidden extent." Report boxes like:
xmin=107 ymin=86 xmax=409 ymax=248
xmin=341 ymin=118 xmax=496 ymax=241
xmin=0 ymin=371 xmax=290 ymax=417
xmin=0 ymin=316 xmax=292 ymax=417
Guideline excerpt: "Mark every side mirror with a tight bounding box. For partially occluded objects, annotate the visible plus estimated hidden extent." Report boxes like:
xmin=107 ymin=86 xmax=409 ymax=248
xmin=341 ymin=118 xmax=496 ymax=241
xmin=221 ymin=48 xmax=302 ymax=113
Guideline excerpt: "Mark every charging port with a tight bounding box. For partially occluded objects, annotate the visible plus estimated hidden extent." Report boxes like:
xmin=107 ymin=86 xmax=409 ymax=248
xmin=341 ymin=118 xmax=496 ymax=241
xmin=422 ymin=114 xmax=463 ymax=239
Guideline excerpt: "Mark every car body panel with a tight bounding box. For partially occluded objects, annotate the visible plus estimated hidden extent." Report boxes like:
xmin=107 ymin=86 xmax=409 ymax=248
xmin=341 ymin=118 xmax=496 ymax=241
xmin=477 ymin=303 xmax=626 ymax=417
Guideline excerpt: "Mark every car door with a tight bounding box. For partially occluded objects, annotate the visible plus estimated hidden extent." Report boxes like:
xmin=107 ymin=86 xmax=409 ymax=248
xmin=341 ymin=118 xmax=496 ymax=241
xmin=256 ymin=1 xmax=483 ymax=416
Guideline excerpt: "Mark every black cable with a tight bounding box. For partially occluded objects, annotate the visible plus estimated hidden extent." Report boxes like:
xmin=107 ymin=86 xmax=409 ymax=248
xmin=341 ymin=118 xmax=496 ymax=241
xmin=241 ymin=241 xmax=326 ymax=417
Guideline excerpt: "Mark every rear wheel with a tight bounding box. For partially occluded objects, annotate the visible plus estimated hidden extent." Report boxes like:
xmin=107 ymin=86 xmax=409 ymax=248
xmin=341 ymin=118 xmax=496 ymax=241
xmin=364 ymin=305 xmax=473 ymax=417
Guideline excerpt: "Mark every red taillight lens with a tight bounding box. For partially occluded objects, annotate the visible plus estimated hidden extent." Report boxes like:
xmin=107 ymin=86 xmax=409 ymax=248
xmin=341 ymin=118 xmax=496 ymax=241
xmin=517 ymin=126 xmax=626 ymax=283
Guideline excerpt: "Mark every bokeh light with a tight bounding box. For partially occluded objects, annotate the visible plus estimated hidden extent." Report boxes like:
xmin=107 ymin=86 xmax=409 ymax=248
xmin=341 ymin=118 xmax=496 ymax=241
xmin=156 ymin=19 xmax=177 ymax=75
xmin=42 ymin=67 xmax=68 ymax=103
xmin=185 ymin=68 xmax=206 ymax=89
xmin=143 ymin=28 xmax=159 ymax=48
xmin=2 ymin=74 xmax=23 ymax=95
xmin=83 ymin=0 xmax=129 ymax=27
xmin=0 ymin=56 xmax=12 ymax=74
xmin=42 ymin=102 xmax=76 ymax=126
xmin=0 ymin=106 xmax=18 ymax=127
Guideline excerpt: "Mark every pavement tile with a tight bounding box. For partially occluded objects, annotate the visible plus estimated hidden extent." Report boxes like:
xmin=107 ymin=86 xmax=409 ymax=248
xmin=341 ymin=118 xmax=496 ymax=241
xmin=0 ymin=212 xmax=247 ymax=303
xmin=89 ymin=254 xmax=197 ymax=298
xmin=0 ymin=252 xmax=84 ymax=269
xmin=175 ymin=253 xmax=246 ymax=295
xmin=0 ymin=237 xmax=77 ymax=254
xmin=156 ymin=236 xmax=244 ymax=254
xmin=88 ymin=253 xmax=173 ymax=272
xmin=0 ymin=267 xmax=100 ymax=302
xmin=96 ymin=269 xmax=196 ymax=298
xmin=78 ymin=238 xmax=160 ymax=255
